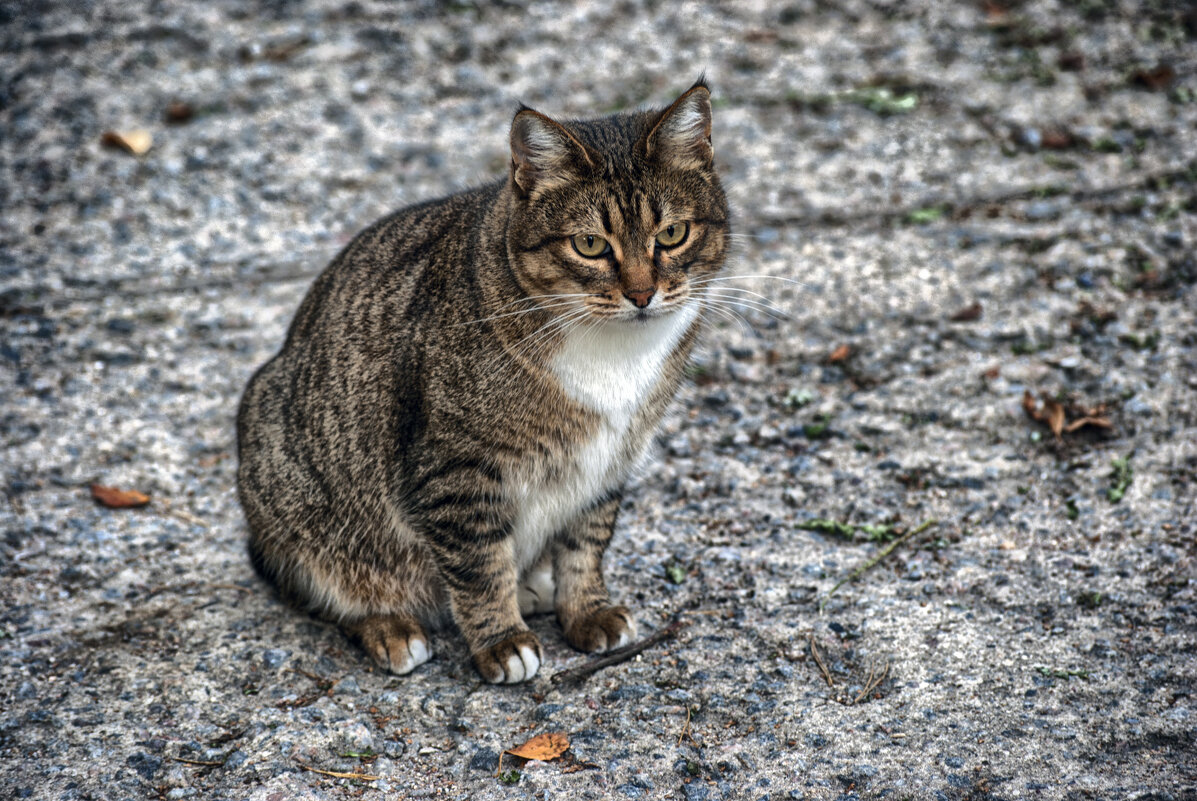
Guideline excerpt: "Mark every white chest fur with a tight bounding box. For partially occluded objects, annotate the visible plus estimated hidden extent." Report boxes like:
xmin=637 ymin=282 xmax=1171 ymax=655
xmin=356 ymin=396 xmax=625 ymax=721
xmin=508 ymin=303 xmax=699 ymax=571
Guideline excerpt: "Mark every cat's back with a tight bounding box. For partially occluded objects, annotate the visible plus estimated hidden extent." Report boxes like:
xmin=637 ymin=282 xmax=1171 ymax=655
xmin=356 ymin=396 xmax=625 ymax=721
xmin=283 ymin=180 xmax=504 ymax=347
xmin=237 ymin=180 xmax=504 ymax=462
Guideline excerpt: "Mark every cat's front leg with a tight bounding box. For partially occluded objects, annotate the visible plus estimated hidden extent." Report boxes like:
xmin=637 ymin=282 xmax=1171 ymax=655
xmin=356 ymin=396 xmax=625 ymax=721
xmin=415 ymin=491 xmax=542 ymax=683
xmin=554 ymin=494 xmax=637 ymax=652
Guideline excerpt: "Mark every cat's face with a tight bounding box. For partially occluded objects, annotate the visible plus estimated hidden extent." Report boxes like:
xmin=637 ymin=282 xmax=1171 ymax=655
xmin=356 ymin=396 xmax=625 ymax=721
xmin=506 ymin=83 xmax=729 ymax=325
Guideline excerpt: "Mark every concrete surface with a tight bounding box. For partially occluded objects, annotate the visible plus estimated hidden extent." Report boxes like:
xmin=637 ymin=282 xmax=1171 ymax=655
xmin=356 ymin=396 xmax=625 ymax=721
xmin=2 ymin=1 xmax=1195 ymax=799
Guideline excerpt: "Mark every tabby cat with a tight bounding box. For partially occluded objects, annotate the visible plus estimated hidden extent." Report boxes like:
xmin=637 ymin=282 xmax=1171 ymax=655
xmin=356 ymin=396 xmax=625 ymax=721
xmin=237 ymin=80 xmax=730 ymax=683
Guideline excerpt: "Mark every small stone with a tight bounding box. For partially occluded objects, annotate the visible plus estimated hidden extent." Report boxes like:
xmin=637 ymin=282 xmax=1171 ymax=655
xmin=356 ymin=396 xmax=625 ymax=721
xmin=262 ymin=648 xmax=290 ymax=669
xmin=106 ymin=317 xmax=136 ymax=334
xmin=335 ymin=721 xmax=374 ymax=753
xmin=127 ymin=752 xmax=162 ymax=780
xmin=782 ymin=487 xmax=806 ymax=507
xmin=469 ymin=748 xmax=500 ymax=772
xmin=757 ymin=424 xmax=781 ymax=444
xmin=532 ymin=703 xmax=563 ymax=721
xmin=703 ymin=389 xmax=730 ymax=406
xmin=332 ymin=675 xmax=360 ymax=695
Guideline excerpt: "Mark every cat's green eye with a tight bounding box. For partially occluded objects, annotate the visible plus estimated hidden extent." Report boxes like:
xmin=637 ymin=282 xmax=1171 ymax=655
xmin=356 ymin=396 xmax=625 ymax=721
xmin=655 ymin=222 xmax=689 ymax=248
xmin=571 ymin=234 xmax=610 ymax=258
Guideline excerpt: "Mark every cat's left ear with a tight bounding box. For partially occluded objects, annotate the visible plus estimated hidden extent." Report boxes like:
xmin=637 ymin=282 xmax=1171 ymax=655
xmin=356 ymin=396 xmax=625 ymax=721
xmin=645 ymin=80 xmax=713 ymax=170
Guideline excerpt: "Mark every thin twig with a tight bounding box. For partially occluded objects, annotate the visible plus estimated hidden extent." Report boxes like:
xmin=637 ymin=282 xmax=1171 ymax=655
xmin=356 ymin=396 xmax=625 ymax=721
xmin=820 ymin=519 xmax=939 ymax=611
xmin=677 ymin=706 xmax=692 ymax=746
xmin=171 ymin=757 xmax=224 ymax=767
xmin=853 ymin=662 xmax=890 ymax=705
xmin=295 ymin=761 xmax=379 ymax=781
xmin=165 ymin=507 xmax=209 ymax=529
xmin=550 ymin=619 xmax=688 ymax=686
xmin=810 ymin=635 xmax=833 ymax=688
xmin=290 ymin=666 xmax=332 ymax=684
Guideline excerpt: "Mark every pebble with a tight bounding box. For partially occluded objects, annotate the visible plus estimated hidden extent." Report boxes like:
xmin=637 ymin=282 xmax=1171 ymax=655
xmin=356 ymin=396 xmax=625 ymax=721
xmin=262 ymin=648 xmax=290 ymax=669
xmin=757 ymin=424 xmax=781 ymax=444
xmin=469 ymin=748 xmax=500 ymax=772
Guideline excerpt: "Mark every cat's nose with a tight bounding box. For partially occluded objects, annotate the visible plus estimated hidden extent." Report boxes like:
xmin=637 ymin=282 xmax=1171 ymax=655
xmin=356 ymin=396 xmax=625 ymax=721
xmin=623 ymin=288 xmax=655 ymax=308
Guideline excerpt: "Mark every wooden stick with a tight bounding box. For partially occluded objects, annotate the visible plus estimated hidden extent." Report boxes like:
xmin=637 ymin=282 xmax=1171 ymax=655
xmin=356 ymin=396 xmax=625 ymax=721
xmin=821 ymin=519 xmax=938 ymax=610
xmin=171 ymin=757 xmax=224 ymax=767
xmin=550 ymin=619 xmax=688 ymax=686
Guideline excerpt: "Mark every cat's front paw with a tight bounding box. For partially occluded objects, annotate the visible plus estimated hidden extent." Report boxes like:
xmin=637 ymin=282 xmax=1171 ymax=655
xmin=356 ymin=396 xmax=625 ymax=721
xmin=564 ymin=605 xmax=636 ymax=653
xmin=348 ymin=615 xmax=432 ymax=676
xmin=472 ymin=631 xmax=542 ymax=684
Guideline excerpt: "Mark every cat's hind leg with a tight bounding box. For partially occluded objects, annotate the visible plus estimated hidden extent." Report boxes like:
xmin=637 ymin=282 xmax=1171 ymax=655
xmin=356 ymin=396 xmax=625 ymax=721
xmin=347 ymin=614 xmax=432 ymax=675
xmin=518 ymin=551 xmax=556 ymax=616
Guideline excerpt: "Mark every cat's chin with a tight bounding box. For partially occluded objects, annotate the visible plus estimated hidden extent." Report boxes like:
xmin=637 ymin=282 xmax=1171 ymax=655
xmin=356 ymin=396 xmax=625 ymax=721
xmin=615 ymin=304 xmax=681 ymax=324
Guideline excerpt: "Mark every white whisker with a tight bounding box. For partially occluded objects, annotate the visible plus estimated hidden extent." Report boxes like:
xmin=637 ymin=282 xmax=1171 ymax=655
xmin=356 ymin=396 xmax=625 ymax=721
xmin=455 ymin=299 xmax=581 ymax=327
xmin=699 ymin=293 xmax=789 ymax=320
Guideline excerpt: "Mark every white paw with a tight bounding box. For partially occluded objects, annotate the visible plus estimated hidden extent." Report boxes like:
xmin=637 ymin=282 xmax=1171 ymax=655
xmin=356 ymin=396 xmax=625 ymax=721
xmin=610 ymin=627 xmax=633 ymax=650
xmin=503 ymin=644 xmax=541 ymax=684
xmin=390 ymin=636 xmax=432 ymax=675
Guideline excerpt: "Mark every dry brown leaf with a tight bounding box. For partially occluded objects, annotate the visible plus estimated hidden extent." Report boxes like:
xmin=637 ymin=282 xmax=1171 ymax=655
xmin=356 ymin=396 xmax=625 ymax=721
xmin=827 ymin=344 xmax=851 ymax=363
xmin=505 ymin=732 xmax=569 ymax=762
xmin=101 ymin=130 xmax=153 ymax=155
xmin=1023 ymin=392 xmax=1112 ymax=439
xmin=982 ymin=365 xmax=1001 ymax=380
xmin=164 ymin=102 xmax=194 ymax=124
xmin=1042 ymin=129 xmax=1075 ymax=149
xmin=1022 ymin=391 xmax=1064 ymax=438
xmin=1064 ymin=416 xmax=1112 ymax=433
xmin=949 ymin=301 xmax=983 ymax=322
xmin=91 ymin=484 xmax=151 ymax=508
xmin=1043 ymin=398 xmax=1065 ymax=438
xmin=1131 ymin=64 xmax=1175 ymax=91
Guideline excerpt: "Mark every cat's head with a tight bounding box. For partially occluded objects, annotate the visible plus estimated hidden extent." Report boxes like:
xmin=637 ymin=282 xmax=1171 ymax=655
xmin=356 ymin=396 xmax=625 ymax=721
xmin=505 ymin=80 xmax=729 ymax=325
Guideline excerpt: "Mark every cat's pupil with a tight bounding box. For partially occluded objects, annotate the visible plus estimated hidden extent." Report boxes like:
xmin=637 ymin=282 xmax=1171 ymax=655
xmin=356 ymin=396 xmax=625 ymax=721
xmin=665 ymin=225 xmax=675 ymax=238
xmin=586 ymin=236 xmax=595 ymax=248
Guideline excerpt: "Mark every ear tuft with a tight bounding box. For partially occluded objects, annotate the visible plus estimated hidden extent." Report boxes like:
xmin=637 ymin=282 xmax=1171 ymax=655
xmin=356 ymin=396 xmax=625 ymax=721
xmin=510 ymin=109 xmax=593 ymax=196
xmin=645 ymin=82 xmax=713 ymax=169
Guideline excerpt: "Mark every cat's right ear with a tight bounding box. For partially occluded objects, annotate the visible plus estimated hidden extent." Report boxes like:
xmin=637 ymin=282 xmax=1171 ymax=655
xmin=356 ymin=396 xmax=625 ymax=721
xmin=510 ymin=108 xmax=594 ymax=198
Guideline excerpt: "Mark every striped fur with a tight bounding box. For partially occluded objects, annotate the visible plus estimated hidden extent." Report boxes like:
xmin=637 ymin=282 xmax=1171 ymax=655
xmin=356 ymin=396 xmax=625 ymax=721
xmin=236 ymin=80 xmax=729 ymax=683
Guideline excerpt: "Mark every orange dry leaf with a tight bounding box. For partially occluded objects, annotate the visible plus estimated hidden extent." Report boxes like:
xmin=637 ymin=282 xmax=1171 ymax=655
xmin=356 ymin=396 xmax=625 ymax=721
xmin=1064 ymin=416 xmax=1113 ymax=433
xmin=101 ymin=129 xmax=153 ymax=155
xmin=1022 ymin=391 xmax=1065 ymax=438
xmin=1022 ymin=391 xmax=1112 ymax=439
xmin=505 ymin=732 xmax=569 ymax=762
xmin=827 ymin=344 xmax=851 ymax=363
xmin=91 ymin=484 xmax=150 ymax=508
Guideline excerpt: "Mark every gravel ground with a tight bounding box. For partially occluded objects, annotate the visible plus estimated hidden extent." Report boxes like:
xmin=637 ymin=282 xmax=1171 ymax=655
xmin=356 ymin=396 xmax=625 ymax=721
xmin=2 ymin=1 xmax=1196 ymax=799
